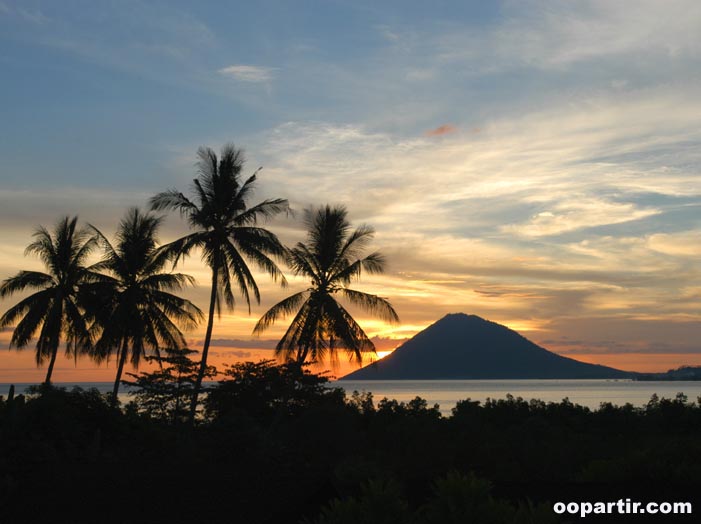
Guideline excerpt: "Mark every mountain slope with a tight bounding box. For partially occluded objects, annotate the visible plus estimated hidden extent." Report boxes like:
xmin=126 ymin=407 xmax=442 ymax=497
xmin=341 ymin=313 xmax=633 ymax=380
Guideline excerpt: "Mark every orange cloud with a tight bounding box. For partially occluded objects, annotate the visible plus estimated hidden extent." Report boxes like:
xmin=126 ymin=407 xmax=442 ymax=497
xmin=425 ymin=124 xmax=457 ymax=137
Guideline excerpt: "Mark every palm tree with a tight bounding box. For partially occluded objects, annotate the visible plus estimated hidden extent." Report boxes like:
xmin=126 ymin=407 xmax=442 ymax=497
xmin=149 ymin=143 xmax=289 ymax=420
xmin=86 ymin=208 xmax=202 ymax=403
xmin=254 ymin=205 xmax=399 ymax=366
xmin=0 ymin=216 xmax=98 ymax=383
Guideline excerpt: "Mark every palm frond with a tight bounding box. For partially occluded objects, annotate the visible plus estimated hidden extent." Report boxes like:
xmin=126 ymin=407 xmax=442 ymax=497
xmin=233 ymin=229 xmax=288 ymax=285
xmin=196 ymin=146 xmax=219 ymax=182
xmin=149 ymin=189 xmax=198 ymax=217
xmin=288 ymin=244 xmax=322 ymax=279
xmin=255 ymin=203 xmax=398 ymax=367
xmin=218 ymin=143 xmax=245 ymax=178
xmin=25 ymin=224 xmax=57 ymax=272
xmin=253 ymin=291 xmax=308 ymax=334
xmin=0 ymin=289 xmax=52 ymax=331
xmin=88 ymin=208 xmax=200 ymax=374
xmin=233 ymin=198 xmax=289 ymax=226
xmin=149 ymin=289 xmax=203 ymax=329
xmin=322 ymin=297 xmax=376 ymax=364
xmin=62 ymin=296 xmax=93 ymax=357
xmin=340 ymin=288 xmax=400 ymax=323
xmin=332 ymin=251 xmax=387 ymax=285
xmin=71 ymin=231 xmax=99 ymax=267
xmin=0 ymin=271 xmax=54 ymax=298
xmin=336 ymin=224 xmax=375 ymax=262
xmin=141 ymin=272 xmax=196 ymax=292
xmin=155 ymin=232 xmax=205 ymax=269
xmin=232 ymin=170 xmax=260 ymax=207
xmin=222 ymin=240 xmax=259 ymax=310
xmin=274 ymin=296 xmax=317 ymax=360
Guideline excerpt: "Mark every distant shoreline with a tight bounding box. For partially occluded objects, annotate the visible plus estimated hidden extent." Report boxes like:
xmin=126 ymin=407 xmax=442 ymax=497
xmin=5 ymin=379 xmax=701 ymax=414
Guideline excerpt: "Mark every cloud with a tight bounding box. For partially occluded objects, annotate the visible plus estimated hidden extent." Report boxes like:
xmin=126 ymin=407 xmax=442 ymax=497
xmin=544 ymin=338 xmax=701 ymax=355
xmin=536 ymin=317 xmax=701 ymax=357
xmin=0 ymin=3 xmax=218 ymax=99
xmin=647 ymin=231 xmax=701 ymax=257
xmin=425 ymin=124 xmax=457 ymax=137
xmin=218 ymin=64 xmax=276 ymax=83
xmin=503 ymin=199 xmax=661 ymax=238
xmin=0 ymin=2 xmax=49 ymax=24
xmin=255 ymin=83 xmax=701 ymax=242
xmin=232 ymin=79 xmax=701 ymax=353
xmin=16 ymin=7 xmax=50 ymax=25
xmin=208 ymin=350 xmax=253 ymax=359
xmin=3 ymin=0 xmax=701 ymax=370
xmin=432 ymin=0 xmax=701 ymax=72
xmin=369 ymin=336 xmax=410 ymax=351
xmin=189 ymin=338 xmax=280 ymax=349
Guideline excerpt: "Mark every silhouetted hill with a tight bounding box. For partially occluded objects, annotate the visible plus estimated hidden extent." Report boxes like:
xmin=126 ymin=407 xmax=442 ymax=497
xmin=342 ymin=313 xmax=634 ymax=380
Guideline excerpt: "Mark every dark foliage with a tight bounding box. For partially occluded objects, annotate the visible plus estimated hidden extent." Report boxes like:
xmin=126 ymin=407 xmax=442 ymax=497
xmin=122 ymin=348 xmax=217 ymax=424
xmin=0 ymin=216 xmax=100 ymax=383
xmin=85 ymin=208 xmax=202 ymax=401
xmin=254 ymin=205 xmax=399 ymax=366
xmin=2 ymin=364 xmax=701 ymax=523
xmin=205 ymin=359 xmax=345 ymax=424
xmin=150 ymin=144 xmax=289 ymax=421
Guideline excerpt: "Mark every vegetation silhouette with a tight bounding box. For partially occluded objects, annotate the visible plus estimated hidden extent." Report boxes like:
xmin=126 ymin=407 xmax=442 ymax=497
xmin=0 ymin=216 xmax=99 ymax=383
xmin=3 ymin=360 xmax=701 ymax=523
xmin=304 ymin=472 xmax=560 ymax=524
xmin=84 ymin=208 xmax=202 ymax=402
xmin=205 ymin=359 xmax=343 ymax=424
xmin=254 ymin=205 xmax=399 ymax=366
xmin=122 ymin=347 xmax=216 ymax=424
xmin=150 ymin=143 xmax=289 ymax=421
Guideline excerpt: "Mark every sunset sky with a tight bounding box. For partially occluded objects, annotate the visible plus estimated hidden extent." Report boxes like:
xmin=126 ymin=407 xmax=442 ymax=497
xmin=1 ymin=0 xmax=700 ymax=381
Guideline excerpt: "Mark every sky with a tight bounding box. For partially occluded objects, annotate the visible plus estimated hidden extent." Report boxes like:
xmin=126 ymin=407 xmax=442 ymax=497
xmin=1 ymin=0 xmax=700 ymax=381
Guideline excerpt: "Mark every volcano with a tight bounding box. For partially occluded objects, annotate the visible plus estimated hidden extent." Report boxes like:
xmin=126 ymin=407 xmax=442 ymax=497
xmin=341 ymin=313 xmax=633 ymax=380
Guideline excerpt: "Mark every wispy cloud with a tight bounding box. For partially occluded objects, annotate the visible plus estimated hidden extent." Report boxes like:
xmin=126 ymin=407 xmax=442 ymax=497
xmin=189 ymin=338 xmax=280 ymax=349
xmin=503 ymin=199 xmax=661 ymax=238
xmin=425 ymin=124 xmax=457 ymax=137
xmin=0 ymin=2 xmax=50 ymax=24
xmin=2 ymin=0 xmax=701 ymax=375
xmin=430 ymin=0 xmax=701 ymax=73
xmin=218 ymin=64 xmax=276 ymax=83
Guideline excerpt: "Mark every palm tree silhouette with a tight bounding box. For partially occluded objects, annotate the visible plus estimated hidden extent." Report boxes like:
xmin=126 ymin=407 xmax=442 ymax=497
xmin=0 ymin=216 xmax=98 ymax=383
xmin=254 ymin=205 xmax=399 ymax=366
xmin=86 ymin=208 xmax=202 ymax=403
xmin=150 ymin=144 xmax=288 ymax=420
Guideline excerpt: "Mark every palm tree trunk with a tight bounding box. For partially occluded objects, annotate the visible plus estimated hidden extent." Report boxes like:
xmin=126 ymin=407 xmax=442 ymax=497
xmin=44 ymin=306 xmax=63 ymax=384
xmin=296 ymin=346 xmax=309 ymax=365
xmin=189 ymin=264 xmax=218 ymax=423
xmin=112 ymin=338 xmax=129 ymax=406
xmin=44 ymin=348 xmax=58 ymax=384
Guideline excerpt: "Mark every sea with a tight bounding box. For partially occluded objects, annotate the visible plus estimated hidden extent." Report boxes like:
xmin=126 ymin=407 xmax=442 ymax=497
xmin=3 ymin=379 xmax=701 ymax=416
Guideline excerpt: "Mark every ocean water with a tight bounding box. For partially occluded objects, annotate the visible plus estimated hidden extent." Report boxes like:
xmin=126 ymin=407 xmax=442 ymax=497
xmin=333 ymin=379 xmax=701 ymax=415
xmin=3 ymin=379 xmax=701 ymax=416
xmin=0 ymin=382 xmax=137 ymax=404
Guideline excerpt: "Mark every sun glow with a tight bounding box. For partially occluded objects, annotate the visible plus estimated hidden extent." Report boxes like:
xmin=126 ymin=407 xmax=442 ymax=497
xmin=375 ymin=350 xmax=394 ymax=360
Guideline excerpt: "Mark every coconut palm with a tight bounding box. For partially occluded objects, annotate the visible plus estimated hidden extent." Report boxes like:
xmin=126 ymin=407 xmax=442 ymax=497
xmin=0 ymin=216 xmax=98 ymax=383
xmin=149 ymin=143 xmax=288 ymax=420
xmin=254 ymin=205 xmax=399 ymax=366
xmin=86 ymin=208 xmax=202 ymax=402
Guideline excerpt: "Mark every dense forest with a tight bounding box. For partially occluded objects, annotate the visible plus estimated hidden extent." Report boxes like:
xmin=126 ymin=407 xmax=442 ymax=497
xmin=1 ymin=358 xmax=700 ymax=523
